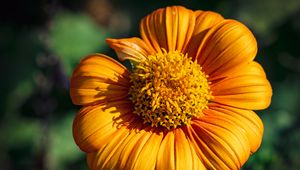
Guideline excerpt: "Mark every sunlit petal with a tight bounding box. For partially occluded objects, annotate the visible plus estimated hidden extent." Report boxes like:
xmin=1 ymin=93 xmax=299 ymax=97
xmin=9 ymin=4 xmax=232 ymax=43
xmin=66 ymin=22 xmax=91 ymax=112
xmin=186 ymin=10 xmax=224 ymax=58
xmin=211 ymin=62 xmax=272 ymax=110
xmin=188 ymin=117 xmax=250 ymax=170
xmin=140 ymin=6 xmax=195 ymax=53
xmin=196 ymin=20 xmax=257 ymax=80
xmin=207 ymin=103 xmax=264 ymax=152
xmin=156 ymin=131 xmax=175 ymax=170
xmin=89 ymin=127 xmax=163 ymax=170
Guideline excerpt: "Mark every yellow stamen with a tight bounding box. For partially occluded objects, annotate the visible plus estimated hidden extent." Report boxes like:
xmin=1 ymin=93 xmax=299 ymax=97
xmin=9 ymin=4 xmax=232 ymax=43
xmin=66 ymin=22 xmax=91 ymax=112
xmin=129 ymin=50 xmax=212 ymax=129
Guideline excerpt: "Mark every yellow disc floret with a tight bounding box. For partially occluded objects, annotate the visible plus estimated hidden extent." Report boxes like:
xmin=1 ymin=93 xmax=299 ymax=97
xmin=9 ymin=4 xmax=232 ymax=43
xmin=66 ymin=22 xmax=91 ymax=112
xmin=129 ymin=50 xmax=212 ymax=129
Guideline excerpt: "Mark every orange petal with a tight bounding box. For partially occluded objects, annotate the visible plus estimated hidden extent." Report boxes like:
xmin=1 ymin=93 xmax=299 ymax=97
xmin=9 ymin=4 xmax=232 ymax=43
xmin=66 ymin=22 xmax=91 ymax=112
xmin=93 ymin=124 xmax=145 ymax=169
xmin=174 ymin=128 xmax=195 ymax=170
xmin=182 ymin=126 xmax=207 ymax=170
xmin=72 ymin=100 xmax=135 ymax=152
xmin=211 ymin=62 xmax=272 ymax=110
xmin=87 ymin=152 xmax=96 ymax=170
xmin=187 ymin=116 xmax=250 ymax=170
xmin=130 ymin=130 xmax=164 ymax=170
xmin=70 ymin=54 xmax=130 ymax=105
xmin=156 ymin=129 xmax=206 ymax=170
xmin=212 ymin=61 xmax=266 ymax=82
xmin=186 ymin=11 xmax=224 ymax=58
xmin=88 ymin=126 xmax=134 ymax=169
xmin=106 ymin=37 xmax=153 ymax=62
xmin=117 ymin=127 xmax=152 ymax=169
xmin=207 ymin=103 xmax=264 ymax=153
xmin=140 ymin=6 xmax=195 ymax=53
xmin=156 ymin=131 xmax=175 ymax=170
xmin=196 ymin=20 xmax=258 ymax=80
xmin=89 ymin=127 xmax=163 ymax=170
xmin=184 ymin=128 xmax=207 ymax=170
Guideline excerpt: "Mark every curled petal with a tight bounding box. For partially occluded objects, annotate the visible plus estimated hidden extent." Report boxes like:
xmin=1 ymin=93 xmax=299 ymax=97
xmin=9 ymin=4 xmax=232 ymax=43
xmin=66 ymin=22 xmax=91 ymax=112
xmin=70 ymin=54 xmax=130 ymax=105
xmin=106 ymin=37 xmax=152 ymax=62
xmin=196 ymin=20 xmax=258 ymax=80
xmin=211 ymin=62 xmax=272 ymax=110
xmin=140 ymin=6 xmax=195 ymax=53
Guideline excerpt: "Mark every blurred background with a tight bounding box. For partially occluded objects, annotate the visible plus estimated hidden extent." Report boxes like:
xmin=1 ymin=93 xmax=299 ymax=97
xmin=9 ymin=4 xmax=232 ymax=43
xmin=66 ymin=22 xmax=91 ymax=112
xmin=0 ymin=0 xmax=300 ymax=169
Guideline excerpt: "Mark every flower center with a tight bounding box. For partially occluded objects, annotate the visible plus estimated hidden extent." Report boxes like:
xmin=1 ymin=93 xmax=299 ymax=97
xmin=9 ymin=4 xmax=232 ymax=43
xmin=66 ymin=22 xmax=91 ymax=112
xmin=129 ymin=50 xmax=212 ymax=129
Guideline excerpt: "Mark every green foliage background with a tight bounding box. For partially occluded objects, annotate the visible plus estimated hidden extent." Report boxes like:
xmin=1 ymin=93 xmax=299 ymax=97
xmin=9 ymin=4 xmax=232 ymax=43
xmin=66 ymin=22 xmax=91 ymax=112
xmin=0 ymin=0 xmax=300 ymax=169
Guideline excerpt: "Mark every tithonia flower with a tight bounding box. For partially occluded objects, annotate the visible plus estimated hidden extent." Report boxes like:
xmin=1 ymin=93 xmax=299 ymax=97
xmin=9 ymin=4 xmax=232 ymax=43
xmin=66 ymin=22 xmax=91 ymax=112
xmin=70 ymin=6 xmax=272 ymax=170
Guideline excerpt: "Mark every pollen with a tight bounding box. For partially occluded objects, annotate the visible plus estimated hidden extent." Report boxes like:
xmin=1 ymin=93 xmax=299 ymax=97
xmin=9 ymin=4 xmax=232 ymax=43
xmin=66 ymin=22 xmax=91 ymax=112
xmin=129 ymin=50 xmax=212 ymax=130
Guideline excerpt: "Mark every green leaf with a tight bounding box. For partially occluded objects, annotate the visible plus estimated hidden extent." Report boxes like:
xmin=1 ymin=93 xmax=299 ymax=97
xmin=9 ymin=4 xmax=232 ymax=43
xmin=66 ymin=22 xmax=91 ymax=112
xmin=48 ymin=112 xmax=86 ymax=170
xmin=49 ymin=12 xmax=109 ymax=75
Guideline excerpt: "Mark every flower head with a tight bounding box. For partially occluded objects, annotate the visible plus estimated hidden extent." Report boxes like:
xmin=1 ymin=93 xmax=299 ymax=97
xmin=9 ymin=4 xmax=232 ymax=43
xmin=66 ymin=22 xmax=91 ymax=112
xmin=70 ymin=6 xmax=272 ymax=170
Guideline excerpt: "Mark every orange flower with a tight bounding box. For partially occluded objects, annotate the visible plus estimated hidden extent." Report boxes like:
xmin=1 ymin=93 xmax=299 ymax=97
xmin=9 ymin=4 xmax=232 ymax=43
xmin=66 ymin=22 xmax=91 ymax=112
xmin=70 ymin=6 xmax=272 ymax=170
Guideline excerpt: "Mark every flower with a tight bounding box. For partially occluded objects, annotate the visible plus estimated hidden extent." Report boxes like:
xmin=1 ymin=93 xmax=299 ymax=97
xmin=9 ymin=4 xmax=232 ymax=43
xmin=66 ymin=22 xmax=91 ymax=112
xmin=70 ymin=6 xmax=272 ymax=170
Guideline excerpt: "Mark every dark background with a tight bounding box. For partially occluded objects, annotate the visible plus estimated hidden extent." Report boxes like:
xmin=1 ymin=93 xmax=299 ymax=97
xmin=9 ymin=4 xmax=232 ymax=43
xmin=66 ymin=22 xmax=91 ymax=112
xmin=0 ymin=0 xmax=300 ymax=169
